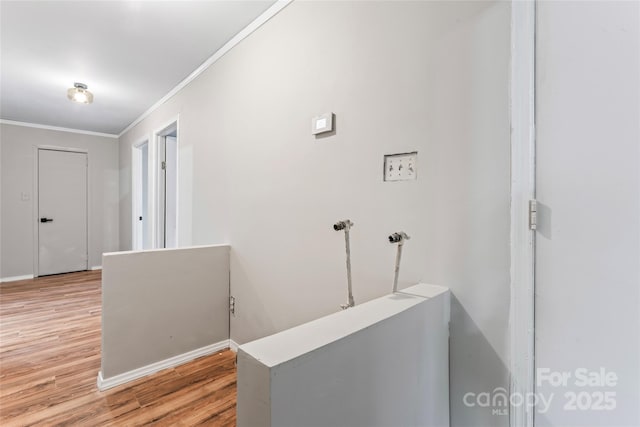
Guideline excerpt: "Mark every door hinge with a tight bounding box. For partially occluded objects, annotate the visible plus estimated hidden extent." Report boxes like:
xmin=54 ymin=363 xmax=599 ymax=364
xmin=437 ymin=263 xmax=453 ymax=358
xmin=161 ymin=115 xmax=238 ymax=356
xmin=161 ymin=161 xmax=166 ymax=170
xmin=529 ymin=199 xmax=537 ymax=230
xmin=229 ymin=296 xmax=236 ymax=315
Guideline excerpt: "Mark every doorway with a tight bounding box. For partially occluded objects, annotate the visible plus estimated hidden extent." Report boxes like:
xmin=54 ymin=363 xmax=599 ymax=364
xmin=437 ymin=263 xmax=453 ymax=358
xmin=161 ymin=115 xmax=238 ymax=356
xmin=36 ymin=148 xmax=88 ymax=276
xmin=132 ymin=140 xmax=151 ymax=250
xmin=155 ymin=121 xmax=178 ymax=249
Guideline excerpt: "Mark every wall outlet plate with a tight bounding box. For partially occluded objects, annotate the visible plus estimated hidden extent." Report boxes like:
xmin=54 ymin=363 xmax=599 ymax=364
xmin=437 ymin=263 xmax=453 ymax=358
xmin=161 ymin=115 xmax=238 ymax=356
xmin=384 ymin=152 xmax=417 ymax=181
xmin=311 ymin=113 xmax=334 ymax=135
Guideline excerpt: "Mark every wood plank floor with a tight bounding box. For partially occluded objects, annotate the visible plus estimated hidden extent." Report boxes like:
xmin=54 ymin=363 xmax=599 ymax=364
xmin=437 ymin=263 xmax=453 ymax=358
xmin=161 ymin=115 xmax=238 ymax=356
xmin=0 ymin=271 xmax=237 ymax=426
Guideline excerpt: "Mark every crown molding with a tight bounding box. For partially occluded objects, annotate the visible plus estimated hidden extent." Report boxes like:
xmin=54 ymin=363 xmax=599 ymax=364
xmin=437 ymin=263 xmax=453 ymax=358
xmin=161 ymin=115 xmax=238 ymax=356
xmin=0 ymin=119 xmax=118 ymax=139
xmin=118 ymin=0 xmax=293 ymax=138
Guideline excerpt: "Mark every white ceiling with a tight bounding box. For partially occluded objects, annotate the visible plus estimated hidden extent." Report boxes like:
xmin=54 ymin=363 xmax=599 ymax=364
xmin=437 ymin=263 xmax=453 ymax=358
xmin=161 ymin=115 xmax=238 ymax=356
xmin=0 ymin=1 xmax=276 ymax=135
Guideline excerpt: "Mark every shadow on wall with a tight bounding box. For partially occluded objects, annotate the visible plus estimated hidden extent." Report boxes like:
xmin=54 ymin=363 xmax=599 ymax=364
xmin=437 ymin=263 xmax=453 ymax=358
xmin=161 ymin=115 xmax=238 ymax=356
xmin=229 ymin=250 xmax=277 ymax=342
xmin=536 ymin=202 xmax=552 ymax=240
xmin=449 ymin=294 xmax=510 ymax=427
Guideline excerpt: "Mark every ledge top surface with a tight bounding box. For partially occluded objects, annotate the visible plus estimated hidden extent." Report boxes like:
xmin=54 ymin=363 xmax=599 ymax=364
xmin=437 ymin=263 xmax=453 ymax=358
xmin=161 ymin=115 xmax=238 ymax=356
xmin=238 ymin=283 xmax=449 ymax=367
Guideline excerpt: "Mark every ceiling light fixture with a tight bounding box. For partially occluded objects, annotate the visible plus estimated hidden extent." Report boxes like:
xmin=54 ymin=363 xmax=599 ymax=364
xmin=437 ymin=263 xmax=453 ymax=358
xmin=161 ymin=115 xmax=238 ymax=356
xmin=67 ymin=82 xmax=93 ymax=104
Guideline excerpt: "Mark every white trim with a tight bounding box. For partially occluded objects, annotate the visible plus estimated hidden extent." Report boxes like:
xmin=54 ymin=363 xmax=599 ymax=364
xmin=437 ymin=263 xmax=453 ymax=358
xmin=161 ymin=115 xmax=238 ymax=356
xmin=229 ymin=339 xmax=240 ymax=353
xmin=33 ymin=146 xmax=39 ymax=277
xmin=171 ymin=126 xmax=179 ymax=248
xmin=131 ymin=144 xmax=141 ymax=250
xmin=0 ymin=274 xmax=35 ymax=283
xmin=153 ymin=116 xmax=180 ymax=249
xmin=509 ymin=1 xmax=536 ymax=427
xmin=147 ymin=133 xmax=159 ymax=249
xmin=97 ymin=339 xmax=230 ymax=391
xmin=154 ymin=116 xmax=179 ymax=138
xmin=117 ymin=0 xmax=293 ymax=137
xmin=0 ymin=119 xmax=118 ymax=139
xmin=35 ymin=145 xmax=89 ymax=154
xmin=90 ymin=266 xmax=102 ymax=271
xmin=132 ymin=136 xmax=149 ymax=149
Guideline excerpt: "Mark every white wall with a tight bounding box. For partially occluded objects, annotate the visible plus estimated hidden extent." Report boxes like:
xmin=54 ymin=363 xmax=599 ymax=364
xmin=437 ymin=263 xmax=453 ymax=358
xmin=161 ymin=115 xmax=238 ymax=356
xmin=237 ymin=284 xmax=450 ymax=427
xmin=535 ymin=2 xmax=640 ymax=425
xmin=100 ymin=245 xmax=230 ymax=382
xmin=0 ymin=123 xmax=119 ymax=279
xmin=118 ymin=2 xmax=511 ymax=425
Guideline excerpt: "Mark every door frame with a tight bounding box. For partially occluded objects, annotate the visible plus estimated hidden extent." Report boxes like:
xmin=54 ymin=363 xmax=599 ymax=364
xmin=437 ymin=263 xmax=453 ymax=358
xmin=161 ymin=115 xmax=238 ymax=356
xmin=509 ymin=1 xmax=536 ymax=426
xmin=32 ymin=145 xmax=90 ymax=277
xmin=152 ymin=116 xmax=179 ymax=248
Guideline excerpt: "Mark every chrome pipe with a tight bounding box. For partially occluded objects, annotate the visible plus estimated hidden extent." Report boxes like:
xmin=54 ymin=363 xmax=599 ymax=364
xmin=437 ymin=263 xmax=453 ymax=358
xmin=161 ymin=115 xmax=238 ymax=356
xmin=389 ymin=232 xmax=410 ymax=293
xmin=334 ymin=220 xmax=355 ymax=309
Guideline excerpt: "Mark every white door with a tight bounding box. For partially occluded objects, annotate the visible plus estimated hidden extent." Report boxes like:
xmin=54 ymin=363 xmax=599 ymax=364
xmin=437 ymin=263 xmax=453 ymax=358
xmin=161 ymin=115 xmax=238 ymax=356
xmin=38 ymin=149 xmax=88 ymax=276
xmin=535 ymin=2 xmax=639 ymax=426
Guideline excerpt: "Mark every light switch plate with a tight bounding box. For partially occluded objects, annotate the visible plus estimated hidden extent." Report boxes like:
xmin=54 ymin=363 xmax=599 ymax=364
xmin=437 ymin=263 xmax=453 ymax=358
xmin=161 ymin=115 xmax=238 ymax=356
xmin=312 ymin=113 xmax=334 ymax=135
xmin=384 ymin=152 xmax=417 ymax=181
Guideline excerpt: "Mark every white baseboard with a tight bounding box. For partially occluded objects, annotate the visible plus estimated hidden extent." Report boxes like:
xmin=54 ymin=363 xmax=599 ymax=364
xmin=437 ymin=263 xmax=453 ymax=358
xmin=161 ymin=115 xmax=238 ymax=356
xmin=97 ymin=339 xmax=230 ymax=391
xmin=90 ymin=266 xmax=102 ymax=271
xmin=229 ymin=339 xmax=240 ymax=352
xmin=0 ymin=274 xmax=34 ymax=283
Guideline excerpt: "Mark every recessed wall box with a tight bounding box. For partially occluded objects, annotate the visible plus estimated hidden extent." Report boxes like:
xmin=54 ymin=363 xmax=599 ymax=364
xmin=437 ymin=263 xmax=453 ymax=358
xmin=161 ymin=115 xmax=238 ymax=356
xmin=384 ymin=152 xmax=418 ymax=181
xmin=312 ymin=113 xmax=334 ymax=135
